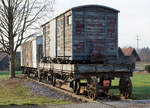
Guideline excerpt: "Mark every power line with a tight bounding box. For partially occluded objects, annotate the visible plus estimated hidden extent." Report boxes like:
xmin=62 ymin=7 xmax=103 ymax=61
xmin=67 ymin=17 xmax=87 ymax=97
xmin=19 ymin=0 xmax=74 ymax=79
xmin=137 ymin=35 xmax=139 ymax=51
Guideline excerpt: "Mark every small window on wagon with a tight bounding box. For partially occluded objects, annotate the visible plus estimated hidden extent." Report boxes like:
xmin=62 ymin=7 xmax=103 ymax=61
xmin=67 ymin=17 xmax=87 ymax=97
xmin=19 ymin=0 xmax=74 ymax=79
xmin=67 ymin=15 xmax=72 ymax=25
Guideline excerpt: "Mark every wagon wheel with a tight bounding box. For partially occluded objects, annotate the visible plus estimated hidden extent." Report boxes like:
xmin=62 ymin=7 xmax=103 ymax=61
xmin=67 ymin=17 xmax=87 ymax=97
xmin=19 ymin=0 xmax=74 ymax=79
xmin=47 ymin=75 xmax=50 ymax=81
xmin=47 ymin=75 xmax=51 ymax=84
xmin=23 ymin=68 xmax=27 ymax=77
xmin=27 ymin=70 xmax=30 ymax=78
xmin=47 ymin=73 xmax=52 ymax=82
xmin=22 ymin=68 xmax=25 ymax=74
xmin=87 ymin=86 xmax=97 ymax=100
xmin=87 ymin=77 xmax=98 ymax=100
xmin=48 ymin=71 xmax=54 ymax=84
xmin=52 ymin=74 xmax=56 ymax=86
xmin=119 ymin=77 xmax=132 ymax=98
xmin=73 ymin=80 xmax=80 ymax=95
xmin=34 ymin=71 xmax=38 ymax=78
xmin=38 ymin=69 xmax=42 ymax=82
xmin=72 ymin=81 xmax=76 ymax=93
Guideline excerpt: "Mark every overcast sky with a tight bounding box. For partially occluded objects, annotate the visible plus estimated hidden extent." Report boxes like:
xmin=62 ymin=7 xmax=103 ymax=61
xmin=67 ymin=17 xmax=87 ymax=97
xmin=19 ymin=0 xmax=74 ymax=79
xmin=53 ymin=0 xmax=150 ymax=48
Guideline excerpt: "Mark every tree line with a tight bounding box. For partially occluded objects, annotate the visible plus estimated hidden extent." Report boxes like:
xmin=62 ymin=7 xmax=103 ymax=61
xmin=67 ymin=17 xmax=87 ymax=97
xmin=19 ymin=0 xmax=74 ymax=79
xmin=138 ymin=47 xmax=150 ymax=62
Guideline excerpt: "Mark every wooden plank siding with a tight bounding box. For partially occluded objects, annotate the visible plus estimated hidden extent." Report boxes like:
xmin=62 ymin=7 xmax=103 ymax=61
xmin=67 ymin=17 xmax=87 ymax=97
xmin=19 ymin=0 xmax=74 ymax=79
xmin=42 ymin=5 xmax=119 ymax=61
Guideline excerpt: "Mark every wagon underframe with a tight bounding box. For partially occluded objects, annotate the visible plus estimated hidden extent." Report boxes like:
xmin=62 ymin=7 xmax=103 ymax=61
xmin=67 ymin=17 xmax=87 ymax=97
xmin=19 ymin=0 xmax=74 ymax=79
xmin=21 ymin=62 xmax=133 ymax=100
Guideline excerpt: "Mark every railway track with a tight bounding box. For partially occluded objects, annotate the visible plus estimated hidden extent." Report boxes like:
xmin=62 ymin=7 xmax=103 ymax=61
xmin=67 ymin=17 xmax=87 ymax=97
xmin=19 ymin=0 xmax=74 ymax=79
xmin=27 ymin=77 xmax=93 ymax=102
xmin=26 ymin=76 xmax=117 ymax=108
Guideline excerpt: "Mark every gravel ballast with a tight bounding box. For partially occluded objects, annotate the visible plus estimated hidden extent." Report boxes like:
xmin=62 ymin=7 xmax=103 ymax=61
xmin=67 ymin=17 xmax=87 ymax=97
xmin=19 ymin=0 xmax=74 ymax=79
xmin=24 ymin=80 xmax=82 ymax=103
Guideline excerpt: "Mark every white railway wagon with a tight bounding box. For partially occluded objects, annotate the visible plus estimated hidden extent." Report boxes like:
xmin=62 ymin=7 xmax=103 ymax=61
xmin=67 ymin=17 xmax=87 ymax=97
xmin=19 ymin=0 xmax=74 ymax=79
xmin=21 ymin=36 xmax=43 ymax=69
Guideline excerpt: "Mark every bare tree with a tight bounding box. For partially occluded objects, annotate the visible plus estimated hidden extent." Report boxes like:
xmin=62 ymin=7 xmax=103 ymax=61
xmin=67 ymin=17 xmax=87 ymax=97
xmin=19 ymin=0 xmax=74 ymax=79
xmin=139 ymin=47 xmax=150 ymax=63
xmin=0 ymin=0 xmax=55 ymax=78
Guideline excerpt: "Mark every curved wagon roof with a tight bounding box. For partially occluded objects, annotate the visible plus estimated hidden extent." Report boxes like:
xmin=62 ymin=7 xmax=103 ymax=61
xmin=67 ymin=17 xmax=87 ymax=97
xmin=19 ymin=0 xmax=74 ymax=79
xmin=41 ymin=4 xmax=119 ymax=26
xmin=72 ymin=4 xmax=119 ymax=12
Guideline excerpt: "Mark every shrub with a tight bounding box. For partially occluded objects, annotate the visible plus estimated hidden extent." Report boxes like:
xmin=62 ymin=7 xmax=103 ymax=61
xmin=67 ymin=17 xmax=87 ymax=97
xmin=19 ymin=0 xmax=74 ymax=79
xmin=145 ymin=65 xmax=150 ymax=73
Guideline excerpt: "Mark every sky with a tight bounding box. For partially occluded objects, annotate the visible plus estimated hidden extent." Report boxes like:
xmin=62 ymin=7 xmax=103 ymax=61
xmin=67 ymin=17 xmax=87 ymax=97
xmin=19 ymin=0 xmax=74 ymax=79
xmin=53 ymin=0 xmax=150 ymax=48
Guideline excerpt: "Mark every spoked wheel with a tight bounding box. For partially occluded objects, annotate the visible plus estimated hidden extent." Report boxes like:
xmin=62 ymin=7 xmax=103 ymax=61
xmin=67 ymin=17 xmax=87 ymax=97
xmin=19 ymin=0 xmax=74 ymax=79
xmin=23 ymin=68 xmax=28 ymax=78
xmin=34 ymin=71 xmax=38 ymax=78
xmin=72 ymin=80 xmax=80 ymax=95
xmin=38 ymin=69 xmax=42 ymax=82
xmin=119 ymin=77 xmax=132 ymax=98
xmin=26 ymin=71 xmax=30 ymax=78
xmin=48 ymin=71 xmax=55 ymax=85
xmin=88 ymin=87 xmax=97 ymax=100
xmin=52 ymin=74 xmax=56 ymax=86
xmin=87 ymin=77 xmax=98 ymax=100
xmin=47 ymin=73 xmax=53 ymax=84
xmin=47 ymin=75 xmax=50 ymax=81
xmin=22 ymin=68 xmax=25 ymax=74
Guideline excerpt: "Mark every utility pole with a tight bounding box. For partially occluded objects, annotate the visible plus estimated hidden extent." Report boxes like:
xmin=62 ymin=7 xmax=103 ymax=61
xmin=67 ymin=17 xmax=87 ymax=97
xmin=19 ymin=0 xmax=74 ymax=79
xmin=137 ymin=35 xmax=139 ymax=51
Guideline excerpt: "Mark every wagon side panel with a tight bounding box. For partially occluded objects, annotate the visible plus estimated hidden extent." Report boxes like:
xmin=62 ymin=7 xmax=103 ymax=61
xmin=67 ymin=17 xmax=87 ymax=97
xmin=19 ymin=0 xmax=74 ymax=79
xmin=56 ymin=10 xmax=73 ymax=58
xmin=49 ymin=19 xmax=57 ymax=58
xmin=21 ymin=41 xmax=33 ymax=68
xmin=36 ymin=36 xmax=43 ymax=67
xmin=64 ymin=11 xmax=73 ymax=57
xmin=43 ymin=22 xmax=51 ymax=57
xmin=32 ymin=39 xmax=37 ymax=68
xmin=72 ymin=6 xmax=119 ymax=60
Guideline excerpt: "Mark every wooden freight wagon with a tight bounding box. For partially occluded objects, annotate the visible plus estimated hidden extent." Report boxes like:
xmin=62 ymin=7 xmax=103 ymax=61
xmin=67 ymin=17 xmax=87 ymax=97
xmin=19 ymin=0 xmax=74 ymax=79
xmin=42 ymin=5 xmax=119 ymax=63
xmin=22 ymin=5 xmax=135 ymax=100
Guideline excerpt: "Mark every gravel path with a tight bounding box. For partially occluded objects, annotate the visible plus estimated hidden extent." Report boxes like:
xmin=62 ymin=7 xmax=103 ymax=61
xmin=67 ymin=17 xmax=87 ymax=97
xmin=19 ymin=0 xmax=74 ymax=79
xmin=24 ymin=80 xmax=82 ymax=103
xmin=104 ymin=100 xmax=150 ymax=108
xmin=1 ymin=101 xmax=150 ymax=108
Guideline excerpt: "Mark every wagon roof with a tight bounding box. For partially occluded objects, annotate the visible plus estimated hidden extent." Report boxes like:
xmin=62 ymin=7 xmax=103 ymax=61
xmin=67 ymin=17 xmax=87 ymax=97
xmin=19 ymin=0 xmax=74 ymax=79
xmin=121 ymin=47 xmax=141 ymax=61
xmin=72 ymin=5 xmax=119 ymax=12
xmin=41 ymin=4 xmax=119 ymax=27
xmin=21 ymin=35 xmax=42 ymax=46
xmin=122 ymin=47 xmax=135 ymax=56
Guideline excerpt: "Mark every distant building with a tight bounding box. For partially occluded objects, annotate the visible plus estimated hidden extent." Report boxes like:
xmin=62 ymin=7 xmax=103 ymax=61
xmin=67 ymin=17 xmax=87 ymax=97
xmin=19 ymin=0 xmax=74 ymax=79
xmin=0 ymin=52 xmax=9 ymax=71
xmin=118 ymin=47 xmax=141 ymax=70
xmin=118 ymin=47 xmax=125 ymax=58
xmin=0 ymin=52 xmax=21 ymax=71
xmin=121 ymin=47 xmax=141 ymax=62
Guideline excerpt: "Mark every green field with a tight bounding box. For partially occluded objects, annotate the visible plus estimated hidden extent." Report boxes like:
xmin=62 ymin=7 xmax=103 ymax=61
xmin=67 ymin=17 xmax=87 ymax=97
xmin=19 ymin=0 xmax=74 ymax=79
xmin=0 ymin=71 xmax=69 ymax=106
xmin=110 ymin=73 xmax=150 ymax=99
xmin=0 ymin=71 xmax=21 ymax=79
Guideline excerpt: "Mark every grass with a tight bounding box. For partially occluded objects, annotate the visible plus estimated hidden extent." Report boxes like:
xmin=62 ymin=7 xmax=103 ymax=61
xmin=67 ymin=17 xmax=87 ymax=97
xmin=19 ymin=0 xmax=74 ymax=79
xmin=110 ymin=73 xmax=150 ymax=100
xmin=81 ymin=72 xmax=150 ymax=100
xmin=0 ymin=71 xmax=21 ymax=79
xmin=1 ymin=71 xmax=150 ymax=105
xmin=0 ymin=72 xmax=69 ymax=106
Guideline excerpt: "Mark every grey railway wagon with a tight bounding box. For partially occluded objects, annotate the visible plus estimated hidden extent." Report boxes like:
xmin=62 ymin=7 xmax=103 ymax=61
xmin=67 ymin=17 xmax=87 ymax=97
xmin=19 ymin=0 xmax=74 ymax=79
xmin=42 ymin=5 xmax=119 ymax=62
